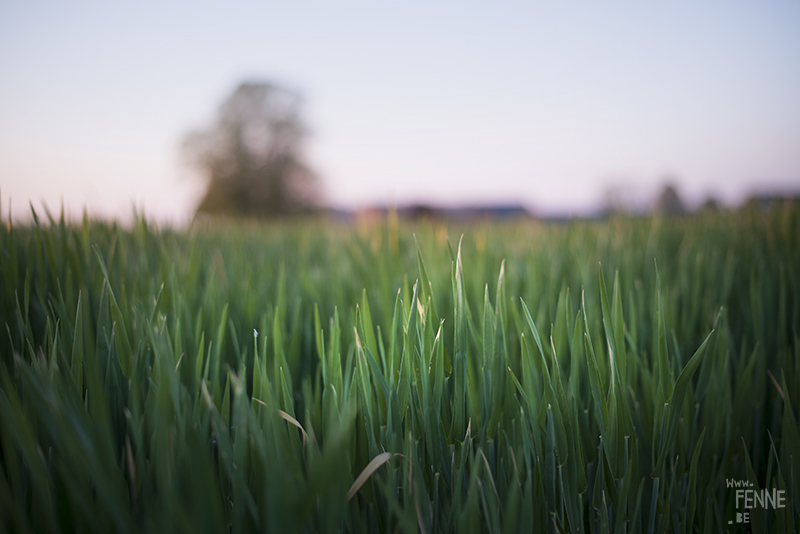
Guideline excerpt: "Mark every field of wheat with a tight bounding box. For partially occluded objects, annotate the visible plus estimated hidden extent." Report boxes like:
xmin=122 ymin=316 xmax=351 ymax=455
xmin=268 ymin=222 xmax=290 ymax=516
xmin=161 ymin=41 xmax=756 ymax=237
xmin=0 ymin=203 xmax=798 ymax=533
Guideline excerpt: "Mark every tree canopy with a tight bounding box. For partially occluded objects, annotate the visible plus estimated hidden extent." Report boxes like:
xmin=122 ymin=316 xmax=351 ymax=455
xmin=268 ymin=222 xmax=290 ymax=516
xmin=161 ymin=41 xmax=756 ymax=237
xmin=183 ymin=81 xmax=320 ymax=218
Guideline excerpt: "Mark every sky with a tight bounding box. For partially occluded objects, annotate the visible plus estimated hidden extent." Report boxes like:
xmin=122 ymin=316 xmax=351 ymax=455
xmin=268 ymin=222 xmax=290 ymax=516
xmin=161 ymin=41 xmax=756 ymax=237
xmin=1 ymin=1 xmax=799 ymax=224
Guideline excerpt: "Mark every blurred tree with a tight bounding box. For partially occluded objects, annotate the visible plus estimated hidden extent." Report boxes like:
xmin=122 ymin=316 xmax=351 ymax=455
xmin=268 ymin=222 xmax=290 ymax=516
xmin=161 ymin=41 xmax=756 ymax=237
xmin=700 ymin=196 xmax=720 ymax=212
xmin=183 ymin=81 xmax=320 ymax=218
xmin=654 ymin=183 xmax=685 ymax=215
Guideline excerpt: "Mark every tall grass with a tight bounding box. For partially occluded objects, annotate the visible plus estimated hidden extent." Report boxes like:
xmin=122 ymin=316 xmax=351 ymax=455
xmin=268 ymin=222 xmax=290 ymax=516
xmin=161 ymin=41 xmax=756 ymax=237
xmin=0 ymin=203 xmax=798 ymax=532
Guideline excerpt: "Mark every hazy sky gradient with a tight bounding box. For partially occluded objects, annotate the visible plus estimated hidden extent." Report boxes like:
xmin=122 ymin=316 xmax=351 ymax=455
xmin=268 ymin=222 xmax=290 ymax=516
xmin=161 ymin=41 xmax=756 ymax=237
xmin=1 ymin=1 xmax=799 ymax=223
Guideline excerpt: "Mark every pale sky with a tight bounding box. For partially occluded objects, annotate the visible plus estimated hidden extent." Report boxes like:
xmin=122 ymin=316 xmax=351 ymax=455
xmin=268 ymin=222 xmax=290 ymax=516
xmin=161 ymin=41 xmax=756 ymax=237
xmin=1 ymin=1 xmax=799 ymax=224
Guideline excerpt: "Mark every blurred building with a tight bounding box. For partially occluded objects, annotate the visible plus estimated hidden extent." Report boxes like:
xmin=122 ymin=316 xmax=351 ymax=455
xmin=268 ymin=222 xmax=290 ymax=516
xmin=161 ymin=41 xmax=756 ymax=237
xmin=341 ymin=203 xmax=531 ymax=222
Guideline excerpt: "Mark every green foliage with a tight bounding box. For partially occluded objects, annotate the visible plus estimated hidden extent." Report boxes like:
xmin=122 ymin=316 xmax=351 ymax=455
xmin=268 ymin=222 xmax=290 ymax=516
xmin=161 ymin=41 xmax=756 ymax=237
xmin=1 ymin=204 xmax=799 ymax=532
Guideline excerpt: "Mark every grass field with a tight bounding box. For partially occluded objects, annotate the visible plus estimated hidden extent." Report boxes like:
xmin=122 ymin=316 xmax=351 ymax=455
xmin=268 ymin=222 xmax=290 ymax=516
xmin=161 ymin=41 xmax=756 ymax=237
xmin=1 ymin=203 xmax=799 ymax=533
